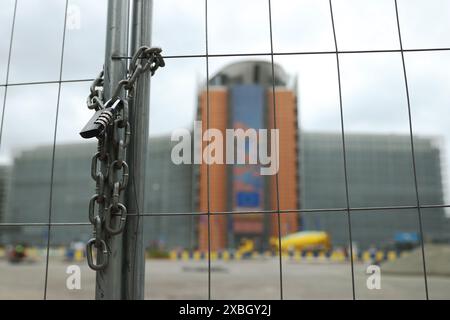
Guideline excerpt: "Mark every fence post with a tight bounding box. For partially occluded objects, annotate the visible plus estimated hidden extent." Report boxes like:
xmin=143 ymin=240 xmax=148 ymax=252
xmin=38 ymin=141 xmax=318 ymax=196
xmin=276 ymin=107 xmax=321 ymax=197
xmin=96 ymin=0 xmax=129 ymax=300
xmin=121 ymin=0 xmax=153 ymax=299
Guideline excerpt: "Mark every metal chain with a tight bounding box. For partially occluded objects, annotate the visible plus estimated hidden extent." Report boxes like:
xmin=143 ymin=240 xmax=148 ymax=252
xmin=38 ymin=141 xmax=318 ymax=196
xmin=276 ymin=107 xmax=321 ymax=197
xmin=85 ymin=46 xmax=164 ymax=271
xmin=111 ymin=46 xmax=165 ymax=102
xmin=87 ymin=70 xmax=105 ymax=111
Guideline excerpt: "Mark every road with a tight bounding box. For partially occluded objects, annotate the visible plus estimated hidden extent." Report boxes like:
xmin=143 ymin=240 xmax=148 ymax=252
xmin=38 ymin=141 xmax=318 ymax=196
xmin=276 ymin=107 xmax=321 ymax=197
xmin=0 ymin=259 xmax=449 ymax=299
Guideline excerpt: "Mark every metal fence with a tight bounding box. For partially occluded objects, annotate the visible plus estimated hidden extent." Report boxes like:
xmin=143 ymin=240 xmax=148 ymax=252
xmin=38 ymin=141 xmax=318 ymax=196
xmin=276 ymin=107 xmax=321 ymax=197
xmin=1 ymin=0 xmax=450 ymax=300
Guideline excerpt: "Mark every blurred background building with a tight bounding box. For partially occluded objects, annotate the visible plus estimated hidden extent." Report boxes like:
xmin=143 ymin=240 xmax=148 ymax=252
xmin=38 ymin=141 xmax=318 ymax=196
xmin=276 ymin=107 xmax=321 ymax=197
xmin=0 ymin=61 xmax=448 ymax=252
xmin=299 ymin=132 xmax=448 ymax=251
xmin=0 ymin=165 xmax=11 ymax=224
xmin=196 ymin=61 xmax=299 ymax=252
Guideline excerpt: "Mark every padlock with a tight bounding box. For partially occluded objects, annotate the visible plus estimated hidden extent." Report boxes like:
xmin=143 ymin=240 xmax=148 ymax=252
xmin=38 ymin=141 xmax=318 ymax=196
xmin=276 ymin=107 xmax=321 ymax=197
xmin=79 ymin=98 xmax=123 ymax=139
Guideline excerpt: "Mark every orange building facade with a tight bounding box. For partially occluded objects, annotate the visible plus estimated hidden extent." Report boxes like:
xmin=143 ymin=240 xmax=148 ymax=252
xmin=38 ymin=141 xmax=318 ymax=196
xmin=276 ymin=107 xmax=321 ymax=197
xmin=197 ymin=61 xmax=299 ymax=252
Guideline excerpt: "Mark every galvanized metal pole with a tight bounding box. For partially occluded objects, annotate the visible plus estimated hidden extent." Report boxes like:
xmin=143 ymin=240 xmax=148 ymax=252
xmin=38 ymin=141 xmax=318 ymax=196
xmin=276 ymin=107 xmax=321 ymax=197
xmin=122 ymin=0 xmax=153 ymax=300
xmin=96 ymin=0 xmax=129 ymax=300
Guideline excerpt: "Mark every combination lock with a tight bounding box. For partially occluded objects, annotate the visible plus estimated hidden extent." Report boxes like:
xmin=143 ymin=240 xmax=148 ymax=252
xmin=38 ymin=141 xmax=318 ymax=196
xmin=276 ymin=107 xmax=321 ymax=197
xmin=80 ymin=98 xmax=123 ymax=139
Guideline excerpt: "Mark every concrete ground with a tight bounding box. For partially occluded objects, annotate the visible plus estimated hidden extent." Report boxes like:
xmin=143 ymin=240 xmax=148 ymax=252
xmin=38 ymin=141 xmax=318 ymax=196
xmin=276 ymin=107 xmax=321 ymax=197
xmin=0 ymin=259 xmax=449 ymax=299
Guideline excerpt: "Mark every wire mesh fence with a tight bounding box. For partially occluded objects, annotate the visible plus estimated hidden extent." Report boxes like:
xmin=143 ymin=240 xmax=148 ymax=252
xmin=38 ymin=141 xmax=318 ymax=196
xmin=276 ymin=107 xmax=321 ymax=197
xmin=0 ymin=0 xmax=450 ymax=299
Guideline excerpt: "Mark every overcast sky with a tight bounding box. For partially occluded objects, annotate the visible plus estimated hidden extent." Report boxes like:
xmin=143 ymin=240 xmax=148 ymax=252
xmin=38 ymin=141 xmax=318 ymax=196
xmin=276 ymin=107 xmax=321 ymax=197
xmin=0 ymin=0 xmax=449 ymax=203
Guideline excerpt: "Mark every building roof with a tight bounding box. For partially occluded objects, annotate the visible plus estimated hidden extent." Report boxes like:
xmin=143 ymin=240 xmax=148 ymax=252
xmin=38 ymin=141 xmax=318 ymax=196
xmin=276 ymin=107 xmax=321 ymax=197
xmin=208 ymin=60 xmax=290 ymax=87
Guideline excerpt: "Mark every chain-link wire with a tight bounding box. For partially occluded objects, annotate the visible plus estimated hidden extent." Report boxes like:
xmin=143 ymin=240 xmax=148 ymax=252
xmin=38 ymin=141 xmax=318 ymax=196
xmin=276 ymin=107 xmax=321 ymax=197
xmin=85 ymin=46 xmax=164 ymax=271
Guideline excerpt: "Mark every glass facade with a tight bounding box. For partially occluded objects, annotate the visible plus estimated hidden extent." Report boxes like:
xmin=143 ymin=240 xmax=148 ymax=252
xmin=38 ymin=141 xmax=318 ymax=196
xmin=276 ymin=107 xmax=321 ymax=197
xmin=1 ymin=131 xmax=446 ymax=251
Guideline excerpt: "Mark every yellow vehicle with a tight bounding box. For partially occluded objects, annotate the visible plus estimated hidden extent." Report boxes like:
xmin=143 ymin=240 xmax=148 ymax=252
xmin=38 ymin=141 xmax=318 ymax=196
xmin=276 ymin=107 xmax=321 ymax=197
xmin=270 ymin=231 xmax=331 ymax=252
xmin=237 ymin=238 xmax=255 ymax=256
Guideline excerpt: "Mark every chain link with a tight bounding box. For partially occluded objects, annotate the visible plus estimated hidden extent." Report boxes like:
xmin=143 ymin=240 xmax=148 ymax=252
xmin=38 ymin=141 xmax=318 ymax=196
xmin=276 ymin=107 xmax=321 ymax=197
xmin=85 ymin=46 xmax=164 ymax=271
xmin=87 ymin=70 xmax=104 ymax=110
